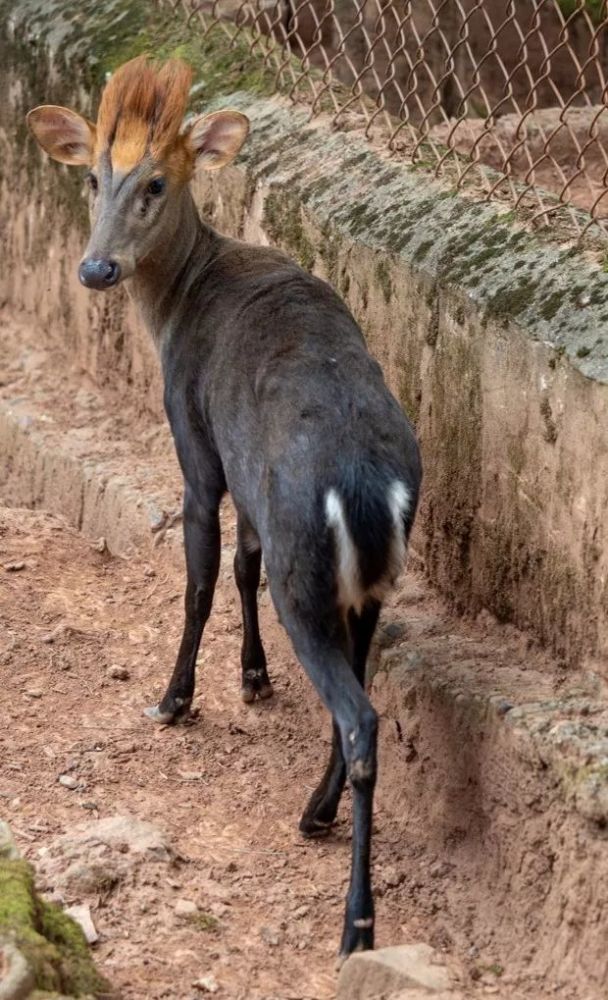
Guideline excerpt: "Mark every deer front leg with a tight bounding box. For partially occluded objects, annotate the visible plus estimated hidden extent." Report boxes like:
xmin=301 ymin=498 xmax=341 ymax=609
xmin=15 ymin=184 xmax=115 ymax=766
xmin=234 ymin=516 xmax=273 ymax=703
xmin=145 ymin=485 xmax=221 ymax=724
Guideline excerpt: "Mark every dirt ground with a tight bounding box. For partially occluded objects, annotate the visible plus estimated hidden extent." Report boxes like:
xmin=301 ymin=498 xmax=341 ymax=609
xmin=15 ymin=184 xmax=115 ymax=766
xmin=0 ymin=501 xmax=435 ymax=1000
xmin=0 ymin=314 xmax=604 ymax=1000
xmin=0 ymin=495 xmax=590 ymax=1000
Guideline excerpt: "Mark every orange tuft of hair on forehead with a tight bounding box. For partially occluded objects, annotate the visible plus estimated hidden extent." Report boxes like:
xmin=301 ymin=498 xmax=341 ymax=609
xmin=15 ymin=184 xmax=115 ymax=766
xmin=95 ymin=56 xmax=193 ymax=175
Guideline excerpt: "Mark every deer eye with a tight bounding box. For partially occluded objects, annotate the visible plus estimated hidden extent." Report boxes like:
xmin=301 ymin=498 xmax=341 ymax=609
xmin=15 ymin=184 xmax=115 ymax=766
xmin=85 ymin=172 xmax=98 ymax=192
xmin=146 ymin=177 xmax=165 ymax=196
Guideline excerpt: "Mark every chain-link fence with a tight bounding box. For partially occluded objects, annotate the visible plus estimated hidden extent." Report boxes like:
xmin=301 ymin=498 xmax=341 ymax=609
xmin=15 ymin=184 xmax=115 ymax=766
xmin=165 ymin=0 xmax=608 ymax=240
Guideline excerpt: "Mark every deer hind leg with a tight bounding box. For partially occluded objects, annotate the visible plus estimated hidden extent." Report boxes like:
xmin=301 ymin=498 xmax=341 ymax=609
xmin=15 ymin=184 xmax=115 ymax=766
xmin=282 ymin=614 xmax=378 ymax=957
xmin=299 ymin=599 xmax=381 ymax=838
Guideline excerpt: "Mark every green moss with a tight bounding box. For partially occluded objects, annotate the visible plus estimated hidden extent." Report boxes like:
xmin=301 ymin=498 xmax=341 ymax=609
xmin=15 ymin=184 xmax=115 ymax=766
xmin=189 ymin=911 xmax=220 ymax=932
xmin=375 ymin=259 xmax=393 ymax=303
xmin=485 ymin=277 xmax=539 ymax=321
xmin=412 ymin=239 xmax=433 ymax=263
xmin=344 ymin=203 xmax=367 ymax=233
xmin=0 ymin=0 xmax=291 ymax=248
xmin=558 ymin=0 xmax=604 ymax=24
xmin=263 ymin=190 xmax=315 ymax=271
xmin=482 ymin=963 xmax=505 ymax=977
xmin=318 ymin=226 xmax=341 ymax=284
xmin=453 ymin=243 xmax=503 ymax=280
xmin=576 ymin=345 xmax=592 ymax=358
xmin=568 ymin=283 xmax=587 ymax=304
xmin=540 ymin=397 xmax=558 ymax=444
xmin=0 ymin=857 xmax=110 ymax=997
xmin=423 ymin=327 xmax=482 ymax=611
xmin=540 ymin=289 xmax=566 ymax=322
xmin=562 ymin=761 xmax=608 ymax=789
xmin=90 ymin=4 xmax=280 ymax=104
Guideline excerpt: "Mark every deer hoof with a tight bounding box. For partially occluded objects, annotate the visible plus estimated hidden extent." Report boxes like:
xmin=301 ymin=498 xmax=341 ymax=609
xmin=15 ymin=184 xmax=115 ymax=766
xmin=143 ymin=704 xmax=177 ymax=724
xmin=240 ymin=675 xmax=274 ymax=703
xmin=298 ymin=815 xmax=335 ymax=839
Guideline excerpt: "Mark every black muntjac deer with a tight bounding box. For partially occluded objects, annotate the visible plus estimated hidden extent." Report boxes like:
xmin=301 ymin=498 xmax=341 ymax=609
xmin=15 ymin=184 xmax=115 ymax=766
xmin=27 ymin=57 xmax=422 ymax=958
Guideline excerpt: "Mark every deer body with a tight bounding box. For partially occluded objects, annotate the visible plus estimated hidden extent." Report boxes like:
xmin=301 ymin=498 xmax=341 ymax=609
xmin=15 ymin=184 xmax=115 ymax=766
xmin=27 ymin=59 xmax=422 ymax=958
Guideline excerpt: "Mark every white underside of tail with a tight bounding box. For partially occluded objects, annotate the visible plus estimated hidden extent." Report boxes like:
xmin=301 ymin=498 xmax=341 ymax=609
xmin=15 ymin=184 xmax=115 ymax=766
xmin=325 ymin=480 xmax=410 ymax=614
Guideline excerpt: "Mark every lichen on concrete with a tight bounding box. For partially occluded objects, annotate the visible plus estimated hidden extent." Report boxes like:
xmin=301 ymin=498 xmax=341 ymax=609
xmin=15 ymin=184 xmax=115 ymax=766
xmin=203 ymin=91 xmax=608 ymax=383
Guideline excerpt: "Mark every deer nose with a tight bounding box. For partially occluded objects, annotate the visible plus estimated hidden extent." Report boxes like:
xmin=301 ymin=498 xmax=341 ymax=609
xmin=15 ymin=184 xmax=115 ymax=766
xmin=78 ymin=258 xmax=121 ymax=290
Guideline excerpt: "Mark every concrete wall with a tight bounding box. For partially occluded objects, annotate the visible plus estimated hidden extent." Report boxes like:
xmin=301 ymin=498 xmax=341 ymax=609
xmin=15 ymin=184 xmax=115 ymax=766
xmin=2 ymin=0 xmax=608 ymax=671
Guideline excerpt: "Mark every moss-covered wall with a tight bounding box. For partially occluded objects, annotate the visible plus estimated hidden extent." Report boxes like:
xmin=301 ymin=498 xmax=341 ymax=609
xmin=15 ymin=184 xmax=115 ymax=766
xmin=2 ymin=0 xmax=608 ymax=668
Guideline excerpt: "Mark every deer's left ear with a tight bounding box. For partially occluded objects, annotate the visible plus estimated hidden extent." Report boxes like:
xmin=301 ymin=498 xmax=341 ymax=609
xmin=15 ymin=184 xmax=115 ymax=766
xmin=184 ymin=110 xmax=249 ymax=170
xmin=26 ymin=105 xmax=96 ymax=166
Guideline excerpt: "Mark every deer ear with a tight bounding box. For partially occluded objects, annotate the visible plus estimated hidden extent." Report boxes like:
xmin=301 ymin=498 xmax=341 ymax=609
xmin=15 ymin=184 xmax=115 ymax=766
xmin=26 ymin=105 xmax=96 ymax=166
xmin=184 ymin=110 xmax=249 ymax=171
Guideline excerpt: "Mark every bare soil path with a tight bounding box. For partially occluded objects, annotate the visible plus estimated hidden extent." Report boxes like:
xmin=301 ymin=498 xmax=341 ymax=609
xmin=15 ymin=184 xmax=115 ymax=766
xmin=0 ymin=500 xmax=578 ymax=1000
xmin=0 ymin=500 xmax=438 ymax=1000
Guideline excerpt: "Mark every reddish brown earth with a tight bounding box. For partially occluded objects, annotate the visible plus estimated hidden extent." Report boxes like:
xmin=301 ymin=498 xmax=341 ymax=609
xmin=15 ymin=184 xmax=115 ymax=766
xmin=0 ymin=498 xmax=589 ymax=1000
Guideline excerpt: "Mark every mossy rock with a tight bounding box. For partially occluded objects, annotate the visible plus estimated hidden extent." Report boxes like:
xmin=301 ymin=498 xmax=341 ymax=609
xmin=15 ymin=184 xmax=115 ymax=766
xmin=0 ymin=857 xmax=112 ymax=999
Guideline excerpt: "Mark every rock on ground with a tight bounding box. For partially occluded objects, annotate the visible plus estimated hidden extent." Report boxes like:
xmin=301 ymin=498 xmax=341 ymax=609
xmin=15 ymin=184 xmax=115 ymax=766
xmin=36 ymin=814 xmax=172 ymax=898
xmin=337 ymin=943 xmax=452 ymax=999
xmin=64 ymin=903 xmax=99 ymax=945
xmin=0 ymin=821 xmax=112 ymax=999
xmin=0 ymin=822 xmax=19 ymax=862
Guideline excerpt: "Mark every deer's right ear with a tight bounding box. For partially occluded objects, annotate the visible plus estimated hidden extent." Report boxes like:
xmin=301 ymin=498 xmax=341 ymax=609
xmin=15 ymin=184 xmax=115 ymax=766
xmin=26 ymin=106 xmax=96 ymax=166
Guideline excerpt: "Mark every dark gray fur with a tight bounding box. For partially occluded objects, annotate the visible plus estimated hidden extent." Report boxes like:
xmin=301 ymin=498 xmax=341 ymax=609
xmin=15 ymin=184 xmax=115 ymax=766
xmin=50 ymin=128 xmax=421 ymax=951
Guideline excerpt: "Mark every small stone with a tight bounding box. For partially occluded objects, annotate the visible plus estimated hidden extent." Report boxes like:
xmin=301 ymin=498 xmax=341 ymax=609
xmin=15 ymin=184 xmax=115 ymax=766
xmin=178 ymin=770 xmax=205 ymax=781
xmin=150 ymin=510 xmax=168 ymax=533
xmin=337 ymin=943 xmax=451 ymax=999
xmin=25 ymin=689 xmax=43 ymax=699
xmin=382 ymin=865 xmax=403 ymax=888
xmin=175 ymin=898 xmax=199 ymax=919
xmin=58 ymin=775 xmax=78 ymax=790
xmin=429 ymin=861 xmax=451 ymax=878
xmin=0 ymin=820 xmax=20 ymax=860
xmin=192 ymin=974 xmax=219 ymax=993
xmin=378 ymin=621 xmax=406 ymax=645
xmin=108 ymin=665 xmax=130 ymax=681
xmin=4 ymin=560 xmax=25 ymax=571
xmin=260 ymin=925 xmax=281 ymax=947
xmin=65 ymin=903 xmax=99 ymax=944
xmin=41 ymin=624 xmax=65 ymax=644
